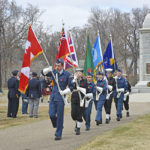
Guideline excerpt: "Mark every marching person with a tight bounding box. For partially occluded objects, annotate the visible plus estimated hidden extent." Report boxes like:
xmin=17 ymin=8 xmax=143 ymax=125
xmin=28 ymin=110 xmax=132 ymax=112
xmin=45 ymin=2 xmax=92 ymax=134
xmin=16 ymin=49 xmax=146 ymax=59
xmin=27 ymin=72 xmax=41 ymax=118
xmin=71 ymin=68 xmax=88 ymax=135
xmin=104 ymin=68 xmax=116 ymax=124
xmin=83 ymin=72 xmax=96 ymax=131
xmin=95 ymin=71 xmax=107 ymax=125
xmin=123 ymin=74 xmax=131 ymax=117
xmin=42 ymin=58 xmax=73 ymax=140
xmin=7 ymin=70 xmax=20 ymax=118
xmin=114 ymin=69 xmax=127 ymax=121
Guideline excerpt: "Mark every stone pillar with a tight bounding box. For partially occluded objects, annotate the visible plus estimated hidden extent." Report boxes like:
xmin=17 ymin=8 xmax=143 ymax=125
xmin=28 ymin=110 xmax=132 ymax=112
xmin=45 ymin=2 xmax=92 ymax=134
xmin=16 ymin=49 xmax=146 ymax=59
xmin=134 ymin=13 xmax=150 ymax=92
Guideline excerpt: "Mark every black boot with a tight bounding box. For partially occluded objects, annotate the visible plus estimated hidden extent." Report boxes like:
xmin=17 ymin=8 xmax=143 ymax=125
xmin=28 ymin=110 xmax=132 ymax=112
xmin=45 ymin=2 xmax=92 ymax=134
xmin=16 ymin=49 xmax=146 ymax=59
xmin=126 ymin=112 xmax=129 ymax=117
xmin=76 ymin=128 xmax=80 ymax=135
xmin=116 ymin=116 xmax=120 ymax=121
xmin=55 ymin=136 xmax=62 ymax=140
xmin=105 ymin=119 xmax=109 ymax=124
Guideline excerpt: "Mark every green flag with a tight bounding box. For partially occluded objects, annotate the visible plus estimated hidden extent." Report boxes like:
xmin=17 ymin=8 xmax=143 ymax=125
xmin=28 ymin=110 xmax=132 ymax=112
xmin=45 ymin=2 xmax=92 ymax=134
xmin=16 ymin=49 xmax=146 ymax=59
xmin=83 ymin=33 xmax=94 ymax=75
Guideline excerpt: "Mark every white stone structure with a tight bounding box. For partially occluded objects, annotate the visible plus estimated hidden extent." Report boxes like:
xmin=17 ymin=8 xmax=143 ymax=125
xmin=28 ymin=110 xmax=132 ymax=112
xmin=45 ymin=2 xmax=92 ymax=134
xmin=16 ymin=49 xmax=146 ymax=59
xmin=134 ymin=13 xmax=150 ymax=92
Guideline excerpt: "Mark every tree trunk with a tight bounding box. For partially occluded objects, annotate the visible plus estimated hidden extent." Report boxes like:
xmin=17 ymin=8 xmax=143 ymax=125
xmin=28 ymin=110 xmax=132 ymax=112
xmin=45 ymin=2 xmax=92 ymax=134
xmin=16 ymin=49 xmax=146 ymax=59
xmin=0 ymin=54 xmax=2 ymax=92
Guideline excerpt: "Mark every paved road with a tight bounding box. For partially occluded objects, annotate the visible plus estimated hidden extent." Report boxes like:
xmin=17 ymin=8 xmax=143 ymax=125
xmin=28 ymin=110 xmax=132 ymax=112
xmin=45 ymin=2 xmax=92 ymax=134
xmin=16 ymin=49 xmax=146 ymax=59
xmin=0 ymin=94 xmax=150 ymax=150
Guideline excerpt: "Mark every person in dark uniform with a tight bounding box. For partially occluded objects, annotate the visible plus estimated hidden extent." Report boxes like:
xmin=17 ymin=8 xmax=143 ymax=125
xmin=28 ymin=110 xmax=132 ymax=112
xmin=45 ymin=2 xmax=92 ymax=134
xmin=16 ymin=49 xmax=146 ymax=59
xmin=42 ymin=59 xmax=73 ymax=140
xmin=104 ymin=68 xmax=116 ymax=124
xmin=7 ymin=70 xmax=20 ymax=118
xmin=71 ymin=68 xmax=88 ymax=135
xmin=83 ymin=72 xmax=96 ymax=131
xmin=123 ymin=74 xmax=131 ymax=117
xmin=27 ymin=72 xmax=41 ymax=118
xmin=95 ymin=71 xmax=107 ymax=125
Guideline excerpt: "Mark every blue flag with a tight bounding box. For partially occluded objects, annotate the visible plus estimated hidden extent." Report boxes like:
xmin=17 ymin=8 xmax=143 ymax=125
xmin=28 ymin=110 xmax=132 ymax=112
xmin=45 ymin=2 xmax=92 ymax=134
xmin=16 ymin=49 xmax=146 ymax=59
xmin=92 ymin=34 xmax=103 ymax=69
xmin=103 ymin=40 xmax=118 ymax=73
xmin=91 ymin=34 xmax=103 ymax=82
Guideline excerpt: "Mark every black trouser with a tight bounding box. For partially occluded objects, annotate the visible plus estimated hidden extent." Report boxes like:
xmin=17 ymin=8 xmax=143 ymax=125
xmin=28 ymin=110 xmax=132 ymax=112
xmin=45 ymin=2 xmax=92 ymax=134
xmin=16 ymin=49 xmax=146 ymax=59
xmin=123 ymin=96 xmax=129 ymax=111
xmin=7 ymin=97 xmax=19 ymax=118
xmin=71 ymin=97 xmax=84 ymax=122
xmin=104 ymin=94 xmax=113 ymax=115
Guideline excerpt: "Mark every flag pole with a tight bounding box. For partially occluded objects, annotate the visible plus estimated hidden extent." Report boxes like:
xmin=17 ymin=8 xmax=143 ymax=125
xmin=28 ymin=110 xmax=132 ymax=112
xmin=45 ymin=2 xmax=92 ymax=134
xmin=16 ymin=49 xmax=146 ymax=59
xmin=97 ymin=30 xmax=104 ymax=74
xmin=109 ymin=34 xmax=117 ymax=71
xmin=42 ymin=52 xmax=50 ymax=66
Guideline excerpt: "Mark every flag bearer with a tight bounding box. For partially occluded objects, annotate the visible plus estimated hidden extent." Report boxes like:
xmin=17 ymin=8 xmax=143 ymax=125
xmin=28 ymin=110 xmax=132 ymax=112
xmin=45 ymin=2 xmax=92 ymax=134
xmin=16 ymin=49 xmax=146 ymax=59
xmin=95 ymin=71 xmax=107 ymax=125
xmin=71 ymin=68 xmax=88 ymax=135
xmin=123 ymin=74 xmax=131 ymax=117
xmin=42 ymin=58 xmax=73 ymax=140
xmin=83 ymin=72 xmax=96 ymax=131
xmin=114 ymin=69 xmax=127 ymax=121
xmin=104 ymin=68 xmax=116 ymax=124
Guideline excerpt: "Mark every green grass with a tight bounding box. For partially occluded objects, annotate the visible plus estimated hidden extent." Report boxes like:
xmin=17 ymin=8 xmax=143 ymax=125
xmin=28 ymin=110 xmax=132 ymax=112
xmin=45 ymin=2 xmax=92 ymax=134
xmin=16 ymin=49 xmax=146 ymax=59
xmin=76 ymin=113 xmax=150 ymax=150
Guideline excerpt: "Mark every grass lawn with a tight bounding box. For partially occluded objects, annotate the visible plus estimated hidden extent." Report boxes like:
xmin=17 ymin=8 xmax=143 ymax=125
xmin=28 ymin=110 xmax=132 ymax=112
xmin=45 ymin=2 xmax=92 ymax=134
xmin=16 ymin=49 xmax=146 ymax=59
xmin=0 ymin=88 xmax=70 ymax=129
xmin=0 ymin=105 xmax=70 ymax=130
xmin=76 ymin=113 xmax=150 ymax=150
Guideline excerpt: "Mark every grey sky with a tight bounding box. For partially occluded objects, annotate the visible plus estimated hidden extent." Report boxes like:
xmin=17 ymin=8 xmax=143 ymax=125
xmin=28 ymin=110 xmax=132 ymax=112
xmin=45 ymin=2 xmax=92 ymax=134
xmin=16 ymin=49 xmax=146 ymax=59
xmin=14 ymin=0 xmax=150 ymax=32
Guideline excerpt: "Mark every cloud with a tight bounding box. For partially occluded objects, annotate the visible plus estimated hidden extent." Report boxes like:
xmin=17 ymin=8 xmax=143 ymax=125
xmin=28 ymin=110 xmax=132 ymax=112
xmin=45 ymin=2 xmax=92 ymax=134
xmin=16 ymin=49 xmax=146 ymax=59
xmin=13 ymin=0 xmax=150 ymax=32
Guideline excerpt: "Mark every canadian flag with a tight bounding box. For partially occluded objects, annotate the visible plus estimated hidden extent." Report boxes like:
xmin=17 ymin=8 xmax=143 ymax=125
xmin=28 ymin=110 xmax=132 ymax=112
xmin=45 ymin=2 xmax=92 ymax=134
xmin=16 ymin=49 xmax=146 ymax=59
xmin=19 ymin=25 xmax=43 ymax=94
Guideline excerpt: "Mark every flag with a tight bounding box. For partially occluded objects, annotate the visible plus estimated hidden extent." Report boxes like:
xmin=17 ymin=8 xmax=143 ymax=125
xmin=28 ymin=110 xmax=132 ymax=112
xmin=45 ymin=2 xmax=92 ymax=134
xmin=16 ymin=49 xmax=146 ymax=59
xmin=63 ymin=32 xmax=78 ymax=70
xmin=103 ymin=40 xmax=118 ymax=73
xmin=55 ymin=27 xmax=70 ymax=63
xmin=19 ymin=25 xmax=43 ymax=94
xmin=83 ymin=33 xmax=94 ymax=75
xmin=91 ymin=33 xmax=103 ymax=82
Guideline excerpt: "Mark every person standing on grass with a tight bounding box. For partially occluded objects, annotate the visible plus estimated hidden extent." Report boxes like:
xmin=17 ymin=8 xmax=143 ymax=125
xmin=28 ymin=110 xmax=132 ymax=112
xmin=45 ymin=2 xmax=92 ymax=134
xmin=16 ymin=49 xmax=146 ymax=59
xmin=27 ymin=72 xmax=41 ymax=118
xmin=7 ymin=70 xmax=20 ymax=118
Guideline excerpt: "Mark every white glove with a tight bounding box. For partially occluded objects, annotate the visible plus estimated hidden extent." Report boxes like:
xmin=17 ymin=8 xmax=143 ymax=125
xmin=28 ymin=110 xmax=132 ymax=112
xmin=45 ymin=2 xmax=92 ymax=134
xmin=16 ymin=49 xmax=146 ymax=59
xmin=114 ymin=76 xmax=118 ymax=79
xmin=43 ymin=66 xmax=52 ymax=75
xmin=85 ymin=93 xmax=93 ymax=99
xmin=108 ymin=85 xmax=113 ymax=91
xmin=77 ymin=86 xmax=86 ymax=95
xmin=72 ymin=75 xmax=77 ymax=83
xmin=117 ymin=88 xmax=124 ymax=92
xmin=59 ymin=88 xmax=71 ymax=95
xmin=124 ymin=91 xmax=129 ymax=97
xmin=96 ymin=86 xmax=103 ymax=93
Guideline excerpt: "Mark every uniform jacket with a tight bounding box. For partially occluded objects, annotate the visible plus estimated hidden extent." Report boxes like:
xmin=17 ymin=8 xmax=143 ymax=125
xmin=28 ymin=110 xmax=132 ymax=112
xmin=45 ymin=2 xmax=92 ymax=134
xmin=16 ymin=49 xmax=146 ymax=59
xmin=71 ymin=78 xmax=88 ymax=104
xmin=8 ymin=76 xmax=20 ymax=99
xmin=45 ymin=69 xmax=73 ymax=101
xmin=28 ymin=78 xmax=41 ymax=99
xmin=96 ymin=79 xmax=107 ymax=101
xmin=107 ymin=77 xmax=116 ymax=93
xmin=87 ymin=81 xmax=96 ymax=100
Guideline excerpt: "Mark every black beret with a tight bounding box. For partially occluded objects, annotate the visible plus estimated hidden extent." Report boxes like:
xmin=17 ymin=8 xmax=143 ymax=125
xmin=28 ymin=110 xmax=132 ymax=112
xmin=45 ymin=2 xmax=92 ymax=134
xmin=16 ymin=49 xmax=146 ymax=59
xmin=12 ymin=70 xmax=19 ymax=76
xmin=32 ymin=72 xmax=37 ymax=77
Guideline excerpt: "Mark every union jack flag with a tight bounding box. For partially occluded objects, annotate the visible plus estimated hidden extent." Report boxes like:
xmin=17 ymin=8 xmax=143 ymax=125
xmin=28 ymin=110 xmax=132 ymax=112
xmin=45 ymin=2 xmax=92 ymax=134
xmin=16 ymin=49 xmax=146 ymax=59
xmin=63 ymin=32 xmax=78 ymax=70
xmin=55 ymin=27 xmax=69 ymax=63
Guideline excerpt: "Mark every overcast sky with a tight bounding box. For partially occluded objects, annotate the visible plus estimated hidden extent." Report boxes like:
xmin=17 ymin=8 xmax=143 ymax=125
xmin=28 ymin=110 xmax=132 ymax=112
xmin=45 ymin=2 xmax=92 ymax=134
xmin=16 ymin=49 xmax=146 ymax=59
xmin=14 ymin=0 xmax=150 ymax=32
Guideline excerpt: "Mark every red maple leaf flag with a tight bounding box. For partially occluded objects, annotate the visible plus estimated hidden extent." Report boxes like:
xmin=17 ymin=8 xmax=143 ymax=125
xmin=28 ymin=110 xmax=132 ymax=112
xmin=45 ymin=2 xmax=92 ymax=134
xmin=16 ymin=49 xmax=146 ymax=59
xmin=19 ymin=25 xmax=43 ymax=94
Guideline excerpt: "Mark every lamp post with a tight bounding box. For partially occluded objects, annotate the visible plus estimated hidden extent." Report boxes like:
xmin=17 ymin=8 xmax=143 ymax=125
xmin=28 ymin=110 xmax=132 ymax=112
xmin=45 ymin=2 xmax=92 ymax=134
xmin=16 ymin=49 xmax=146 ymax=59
xmin=0 ymin=20 xmax=3 ymax=93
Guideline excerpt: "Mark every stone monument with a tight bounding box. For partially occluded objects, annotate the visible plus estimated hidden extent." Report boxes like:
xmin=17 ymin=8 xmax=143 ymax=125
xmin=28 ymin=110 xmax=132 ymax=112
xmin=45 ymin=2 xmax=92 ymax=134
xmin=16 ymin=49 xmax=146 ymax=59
xmin=134 ymin=13 xmax=150 ymax=93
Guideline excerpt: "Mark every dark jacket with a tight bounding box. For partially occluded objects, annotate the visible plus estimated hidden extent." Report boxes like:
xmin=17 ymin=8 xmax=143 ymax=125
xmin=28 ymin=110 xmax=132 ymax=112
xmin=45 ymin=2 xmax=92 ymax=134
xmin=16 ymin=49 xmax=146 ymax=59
xmin=8 ymin=76 xmax=20 ymax=99
xmin=28 ymin=78 xmax=41 ymax=99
